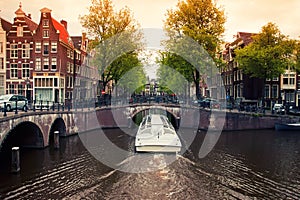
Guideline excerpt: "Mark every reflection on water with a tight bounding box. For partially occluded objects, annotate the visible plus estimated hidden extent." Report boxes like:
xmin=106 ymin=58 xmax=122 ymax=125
xmin=0 ymin=128 xmax=300 ymax=199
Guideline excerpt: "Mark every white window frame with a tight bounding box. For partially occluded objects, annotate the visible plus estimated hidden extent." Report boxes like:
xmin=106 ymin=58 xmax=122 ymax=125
xmin=36 ymin=58 xmax=41 ymax=71
xmin=10 ymin=63 xmax=18 ymax=78
xmin=22 ymin=63 xmax=30 ymax=78
xmin=35 ymin=42 xmax=41 ymax=53
xmin=10 ymin=44 xmax=18 ymax=58
xmin=22 ymin=43 xmax=30 ymax=58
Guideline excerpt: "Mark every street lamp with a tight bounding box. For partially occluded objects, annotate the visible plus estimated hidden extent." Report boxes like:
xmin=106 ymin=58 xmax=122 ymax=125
xmin=25 ymin=78 xmax=30 ymax=101
xmin=93 ymin=79 xmax=97 ymax=106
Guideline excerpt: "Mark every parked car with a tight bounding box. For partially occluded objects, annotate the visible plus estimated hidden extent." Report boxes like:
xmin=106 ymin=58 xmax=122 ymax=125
xmin=273 ymin=103 xmax=285 ymax=114
xmin=0 ymin=94 xmax=28 ymax=112
xmin=287 ymin=106 xmax=300 ymax=116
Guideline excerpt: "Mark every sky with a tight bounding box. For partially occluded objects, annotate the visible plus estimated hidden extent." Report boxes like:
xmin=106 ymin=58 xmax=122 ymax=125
xmin=1 ymin=0 xmax=300 ymax=42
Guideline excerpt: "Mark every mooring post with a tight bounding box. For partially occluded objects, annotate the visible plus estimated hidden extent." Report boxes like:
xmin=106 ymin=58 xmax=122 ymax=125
xmin=54 ymin=131 xmax=60 ymax=149
xmin=11 ymin=147 xmax=20 ymax=173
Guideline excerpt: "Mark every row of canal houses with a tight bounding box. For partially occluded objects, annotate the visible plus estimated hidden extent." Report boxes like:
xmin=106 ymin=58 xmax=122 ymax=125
xmin=0 ymin=4 xmax=98 ymax=105
xmin=217 ymin=32 xmax=299 ymax=108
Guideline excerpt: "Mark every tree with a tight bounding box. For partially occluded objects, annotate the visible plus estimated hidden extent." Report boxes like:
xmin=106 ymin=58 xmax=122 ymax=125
xmin=158 ymin=0 xmax=226 ymax=99
xmin=80 ymin=0 xmax=144 ymax=94
xmin=235 ymin=22 xmax=298 ymax=102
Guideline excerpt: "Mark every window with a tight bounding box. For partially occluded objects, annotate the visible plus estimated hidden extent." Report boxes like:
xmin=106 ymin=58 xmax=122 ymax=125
xmin=43 ymin=58 xmax=49 ymax=70
xmin=22 ymin=63 xmax=30 ymax=78
xmin=70 ymin=63 xmax=74 ymax=73
xmin=51 ymin=58 xmax=57 ymax=70
xmin=272 ymin=85 xmax=278 ymax=98
xmin=18 ymin=84 xmax=23 ymax=95
xmin=0 ymin=58 xmax=3 ymax=70
xmin=67 ymin=49 xmax=70 ymax=58
xmin=67 ymin=62 xmax=70 ymax=73
xmin=51 ymin=42 xmax=57 ymax=52
xmin=17 ymin=26 xmax=23 ymax=37
xmin=265 ymin=85 xmax=270 ymax=98
xmin=9 ymin=84 xmax=15 ymax=94
xmin=43 ymin=30 xmax=49 ymax=38
xmin=36 ymin=58 xmax=41 ymax=71
xmin=10 ymin=63 xmax=18 ymax=78
xmin=22 ymin=43 xmax=30 ymax=58
xmin=43 ymin=43 xmax=49 ymax=55
xmin=283 ymin=78 xmax=288 ymax=85
xmin=54 ymin=78 xmax=58 ymax=87
xmin=35 ymin=42 xmax=41 ymax=52
xmin=10 ymin=44 xmax=18 ymax=58
xmin=0 ymin=42 xmax=3 ymax=53
xmin=0 ymin=75 xmax=4 ymax=87
xmin=43 ymin=19 xmax=49 ymax=27
xmin=290 ymin=78 xmax=295 ymax=85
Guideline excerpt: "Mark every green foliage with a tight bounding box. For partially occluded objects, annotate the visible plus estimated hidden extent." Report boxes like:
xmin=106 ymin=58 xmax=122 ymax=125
xmin=164 ymin=0 xmax=225 ymax=56
xmin=156 ymin=52 xmax=189 ymax=95
xmin=159 ymin=0 xmax=226 ymax=98
xmin=235 ymin=22 xmax=297 ymax=80
xmin=80 ymin=0 xmax=145 ymax=92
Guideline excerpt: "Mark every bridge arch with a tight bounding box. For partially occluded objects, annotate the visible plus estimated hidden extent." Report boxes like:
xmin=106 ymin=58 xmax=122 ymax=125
xmin=130 ymin=105 xmax=180 ymax=129
xmin=0 ymin=121 xmax=44 ymax=152
xmin=49 ymin=118 xmax=66 ymax=142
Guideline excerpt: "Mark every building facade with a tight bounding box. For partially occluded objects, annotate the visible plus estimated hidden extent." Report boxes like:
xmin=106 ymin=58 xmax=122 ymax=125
xmin=2 ymin=4 xmax=94 ymax=106
xmin=6 ymin=4 xmax=37 ymax=101
xmin=0 ymin=17 xmax=12 ymax=95
xmin=221 ymin=32 xmax=300 ymax=108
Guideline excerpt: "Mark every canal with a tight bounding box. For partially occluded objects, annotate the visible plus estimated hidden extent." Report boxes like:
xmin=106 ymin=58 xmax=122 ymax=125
xmin=1 ymin=128 xmax=300 ymax=199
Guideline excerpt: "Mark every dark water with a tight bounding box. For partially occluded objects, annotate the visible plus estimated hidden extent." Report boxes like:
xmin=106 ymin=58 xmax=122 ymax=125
xmin=0 ymin=128 xmax=300 ymax=199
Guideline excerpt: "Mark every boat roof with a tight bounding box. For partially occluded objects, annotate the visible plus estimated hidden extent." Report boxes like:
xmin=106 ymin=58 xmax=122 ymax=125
xmin=151 ymin=114 xmax=164 ymax=125
xmin=140 ymin=114 xmax=174 ymax=129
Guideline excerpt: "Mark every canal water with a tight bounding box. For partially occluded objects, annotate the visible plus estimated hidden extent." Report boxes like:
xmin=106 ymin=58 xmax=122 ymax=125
xmin=0 ymin=128 xmax=300 ymax=199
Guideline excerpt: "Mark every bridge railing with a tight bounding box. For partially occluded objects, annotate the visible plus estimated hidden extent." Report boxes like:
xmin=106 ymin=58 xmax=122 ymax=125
xmin=0 ymin=96 xmax=184 ymax=117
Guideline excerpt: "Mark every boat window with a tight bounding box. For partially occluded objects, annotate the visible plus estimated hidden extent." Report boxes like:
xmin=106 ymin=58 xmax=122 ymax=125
xmin=160 ymin=116 xmax=169 ymax=128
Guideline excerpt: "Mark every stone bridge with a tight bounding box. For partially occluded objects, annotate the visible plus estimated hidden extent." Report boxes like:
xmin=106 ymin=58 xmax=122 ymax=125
xmin=0 ymin=103 xmax=183 ymax=150
xmin=0 ymin=103 xmax=287 ymax=151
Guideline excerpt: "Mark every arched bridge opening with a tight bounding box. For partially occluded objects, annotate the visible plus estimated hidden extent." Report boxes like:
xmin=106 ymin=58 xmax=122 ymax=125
xmin=0 ymin=122 xmax=44 ymax=153
xmin=132 ymin=108 xmax=179 ymax=129
xmin=49 ymin=118 xmax=66 ymax=146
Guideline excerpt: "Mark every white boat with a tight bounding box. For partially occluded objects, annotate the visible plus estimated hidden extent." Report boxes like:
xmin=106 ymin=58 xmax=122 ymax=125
xmin=275 ymin=122 xmax=300 ymax=131
xmin=135 ymin=114 xmax=182 ymax=153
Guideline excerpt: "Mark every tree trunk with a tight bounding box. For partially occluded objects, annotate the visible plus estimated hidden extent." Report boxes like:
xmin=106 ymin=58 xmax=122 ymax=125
xmin=195 ymin=70 xmax=201 ymax=99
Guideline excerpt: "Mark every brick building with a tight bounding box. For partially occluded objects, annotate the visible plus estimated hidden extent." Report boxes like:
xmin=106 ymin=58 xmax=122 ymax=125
xmin=2 ymin=4 xmax=93 ymax=105
xmin=6 ymin=4 xmax=37 ymax=100
xmin=0 ymin=17 xmax=12 ymax=95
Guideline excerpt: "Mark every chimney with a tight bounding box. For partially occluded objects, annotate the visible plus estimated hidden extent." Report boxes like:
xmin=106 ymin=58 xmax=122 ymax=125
xmin=60 ymin=20 xmax=67 ymax=30
xmin=27 ymin=14 xmax=31 ymax=19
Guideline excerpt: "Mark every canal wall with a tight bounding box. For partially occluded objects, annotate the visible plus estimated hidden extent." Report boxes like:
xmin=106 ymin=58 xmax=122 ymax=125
xmin=83 ymin=107 xmax=300 ymax=132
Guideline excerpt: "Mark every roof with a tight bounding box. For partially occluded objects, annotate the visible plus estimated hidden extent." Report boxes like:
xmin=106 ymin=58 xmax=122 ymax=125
xmin=52 ymin=18 xmax=73 ymax=47
xmin=237 ymin=32 xmax=256 ymax=46
xmin=24 ymin=16 xmax=38 ymax=32
xmin=0 ymin=17 xmax=12 ymax=32
xmin=71 ymin=36 xmax=82 ymax=49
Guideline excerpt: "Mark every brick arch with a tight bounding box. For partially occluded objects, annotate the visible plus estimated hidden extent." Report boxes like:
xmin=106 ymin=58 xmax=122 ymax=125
xmin=0 ymin=121 xmax=44 ymax=151
xmin=49 ymin=117 xmax=66 ymax=137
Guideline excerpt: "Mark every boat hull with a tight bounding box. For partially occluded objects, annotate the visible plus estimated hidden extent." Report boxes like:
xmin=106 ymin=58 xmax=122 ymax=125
xmin=275 ymin=123 xmax=300 ymax=131
xmin=135 ymin=145 xmax=181 ymax=153
xmin=135 ymin=114 xmax=182 ymax=153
